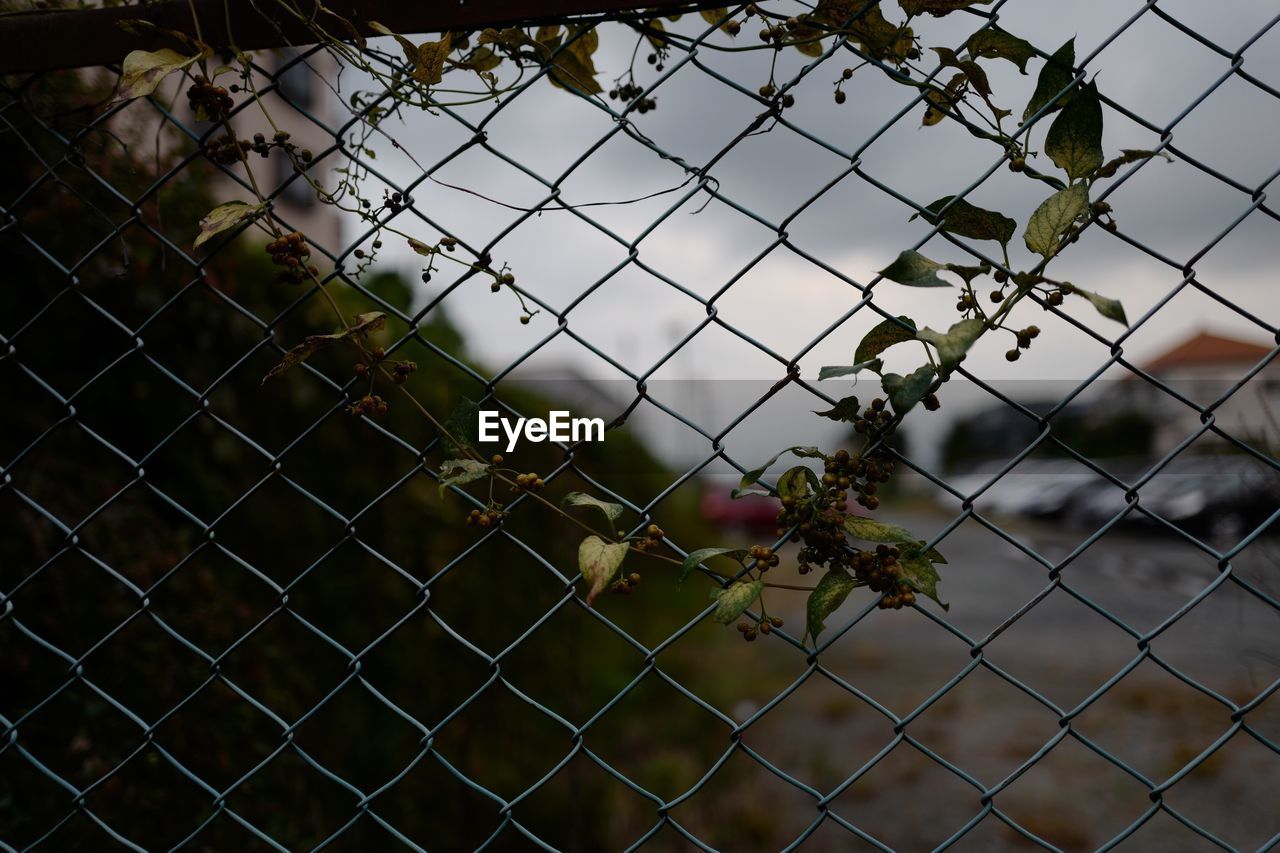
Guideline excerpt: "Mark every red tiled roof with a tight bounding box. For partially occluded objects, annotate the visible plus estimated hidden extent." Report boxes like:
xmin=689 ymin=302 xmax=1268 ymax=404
xmin=1143 ymin=332 xmax=1273 ymax=374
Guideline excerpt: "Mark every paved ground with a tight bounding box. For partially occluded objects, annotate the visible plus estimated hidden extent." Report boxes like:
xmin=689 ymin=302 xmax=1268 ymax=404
xmin=671 ymin=510 xmax=1280 ymax=851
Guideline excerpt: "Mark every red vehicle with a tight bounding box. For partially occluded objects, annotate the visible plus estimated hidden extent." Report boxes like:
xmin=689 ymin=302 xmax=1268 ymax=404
xmin=700 ymin=486 xmax=780 ymax=534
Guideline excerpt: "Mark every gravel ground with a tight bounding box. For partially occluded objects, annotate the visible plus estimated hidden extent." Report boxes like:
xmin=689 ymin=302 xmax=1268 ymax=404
xmin=674 ymin=510 xmax=1280 ymax=851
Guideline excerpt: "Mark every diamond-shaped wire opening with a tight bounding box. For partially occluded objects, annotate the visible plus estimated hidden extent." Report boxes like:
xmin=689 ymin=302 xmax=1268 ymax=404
xmin=816 ymin=602 xmax=976 ymax=719
xmin=219 ymin=744 xmax=362 ymax=849
xmin=1151 ymin=571 xmax=1280 ymax=704
xmin=1159 ymin=732 xmax=1280 ymax=851
xmin=729 ymin=670 xmax=893 ymax=795
xmin=1071 ymin=658 xmax=1233 ymax=785
xmin=907 ymin=665 xmax=1065 ymax=788
xmin=216 ymin=609 xmax=353 ymax=723
xmin=145 ymin=543 xmax=279 ymax=658
xmin=151 ymin=677 xmax=282 ymax=793
xmin=289 ymin=680 xmax=427 ymax=793
xmin=80 ymin=741 xmax=218 ymax=851
xmin=0 ymin=735 xmax=83 ymax=847
xmin=823 ymin=738 xmax=983 ymax=850
xmin=980 ymin=584 xmax=1140 ymax=711
xmin=993 ymin=735 xmax=1156 ymax=851
xmin=78 ymin=612 xmax=213 ymax=723
xmin=6 ymin=546 xmax=140 ymax=660
xmin=666 ymin=746 xmax=826 ymax=850
xmin=583 ymin=670 xmax=732 ymax=804
xmin=508 ymin=750 xmax=669 ymax=849
xmin=426 ymin=680 xmax=575 ymax=803
xmin=7 ymin=677 xmax=146 ymax=797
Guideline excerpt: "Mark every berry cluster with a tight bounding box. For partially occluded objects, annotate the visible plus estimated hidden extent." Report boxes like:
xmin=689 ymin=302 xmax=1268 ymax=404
xmin=632 ymin=524 xmax=665 ymax=553
xmin=389 ymin=360 xmax=417 ymax=384
xmin=465 ymin=507 xmax=504 ymax=528
xmin=205 ymin=131 xmax=314 ymax=167
xmin=833 ymin=67 xmax=854 ymax=104
xmin=265 ymin=232 xmax=318 ymax=285
xmin=186 ymin=75 xmax=233 ymax=121
xmin=747 ymin=544 xmax=780 ymax=571
xmin=755 ymin=82 xmax=796 ymax=107
xmin=348 ymin=394 xmax=388 ymax=417
xmin=609 ymin=572 xmax=643 ymax=596
xmin=735 ymin=615 xmax=783 ymax=642
xmin=851 ymin=545 xmax=917 ymax=609
xmin=773 ymin=445 xmax=895 ymax=576
xmin=849 ymin=398 xmax=896 ymax=448
xmin=359 ymin=190 xmax=409 ymax=216
xmin=514 ymin=472 xmax=545 ymax=492
xmin=1004 ymin=324 xmax=1041 ymax=362
xmin=608 ymin=82 xmax=656 ymax=113
xmin=205 ymin=133 xmax=251 ymax=165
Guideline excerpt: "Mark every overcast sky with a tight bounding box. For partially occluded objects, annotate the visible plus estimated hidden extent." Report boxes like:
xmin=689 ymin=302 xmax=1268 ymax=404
xmin=316 ymin=1 xmax=1280 ymax=470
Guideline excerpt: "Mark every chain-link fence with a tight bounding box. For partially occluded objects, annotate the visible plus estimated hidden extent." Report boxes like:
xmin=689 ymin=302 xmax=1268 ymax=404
xmin=3 ymin=1 xmax=1280 ymax=850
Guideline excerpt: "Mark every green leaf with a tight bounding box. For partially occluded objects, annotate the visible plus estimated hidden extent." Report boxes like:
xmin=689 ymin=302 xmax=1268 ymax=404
xmin=1024 ymin=37 xmax=1076 ymax=122
xmin=916 ymin=317 xmax=985 ymax=378
xmin=733 ymin=446 xmax=825 ymax=498
xmin=901 ymin=0 xmax=992 ymax=15
xmin=814 ymin=395 xmax=861 ymax=422
xmin=1074 ymin=288 xmax=1128 ymax=325
xmin=881 ymin=364 xmax=936 ymax=415
xmin=944 ymin=262 xmax=989 ymax=285
xmin=442 ymin=397 xmax=482 ymax=456
xmin=561 ymin=492 xmax=625 ymax=526
xmin=931 ymin=47 xmax=991 ymax=97
xmin=777 ymin=466 xmax=815 ymax=501
xmin=1046 ymin=81 xmax=1103 ymax=180
xmin=843 ymin=516 xmax=946 ymax=563
xmin=1024 ymin=183 xmax=1089 ymax=257
xmin=856 ymin=316 xmax=919 ymax=363
xmin=261 ymin=312 xmax=386 ymax=384
xmin=1094 ymin=148 xmax=1173 ymax=179
xmin=914 ymin=197 xmax=1017 ymax=247
xmin=678 ymin=547 xmax=748 ymax=586
xmin=193 ymin=201 xmax=267 ymax=251
xmin=710 ymin=580 xmax=764 ymax=624
xmin=806 ymin=570 xmax=859 ymax=643
xmin=437 ymin=459 xmax=490 ymax=497
xmin=579 ymin=536 xmax=629 ymax=606
xmin=879 ymin=250 xmax=950 ymax=288
xmin=966 ymin=29 xmax=1035 ymax=73
xmin=110 ymin=48 xmax=204 ymax=104
xmin=897 ymin=551 xmax=948 ymax=608
xmin=818 ymin=359 xmax=882 ymax=380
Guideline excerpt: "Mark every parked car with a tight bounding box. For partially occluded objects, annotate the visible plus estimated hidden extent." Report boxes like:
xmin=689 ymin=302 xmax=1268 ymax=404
xmin=701 ymin=486 xmax=781 ymax=534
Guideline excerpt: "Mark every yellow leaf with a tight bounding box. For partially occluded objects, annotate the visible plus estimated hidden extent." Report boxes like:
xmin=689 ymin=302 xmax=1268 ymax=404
xmin=111 ymin=48 xmax=203 ymax=104
xmin=414 ymin=33 xmax=453 ymax=85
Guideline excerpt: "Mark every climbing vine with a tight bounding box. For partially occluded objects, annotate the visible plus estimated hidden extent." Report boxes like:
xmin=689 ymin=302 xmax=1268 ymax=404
xmin=105 ymin=0 xmax=1169 ymax=648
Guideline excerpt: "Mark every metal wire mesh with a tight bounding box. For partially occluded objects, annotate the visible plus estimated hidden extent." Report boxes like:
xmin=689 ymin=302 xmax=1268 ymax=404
xmin=3 ymin=1 xmax=1280 ymax=850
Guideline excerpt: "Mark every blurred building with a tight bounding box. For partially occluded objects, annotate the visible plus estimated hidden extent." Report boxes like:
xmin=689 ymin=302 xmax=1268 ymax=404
xmin=1114 ymin=330 xmax=1279 ymax=454
xmin=170 ymin=47 xmax=343 ymax=250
